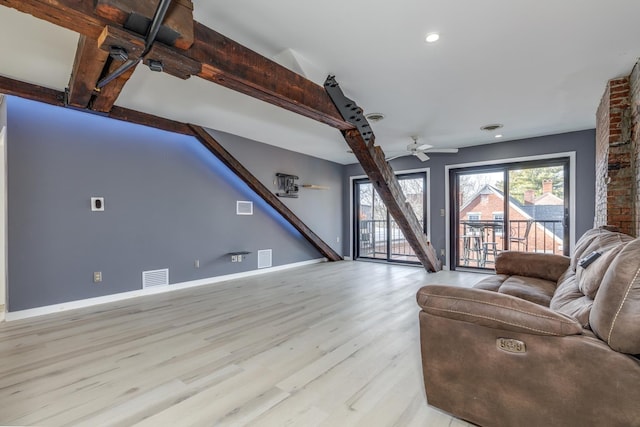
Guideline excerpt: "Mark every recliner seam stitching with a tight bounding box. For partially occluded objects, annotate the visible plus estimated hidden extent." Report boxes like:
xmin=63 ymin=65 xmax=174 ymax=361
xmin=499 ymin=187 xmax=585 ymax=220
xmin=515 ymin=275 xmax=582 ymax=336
xmin=419 ymin=293 xmax=575 ymax=324
xmin=606 ymin=265 xmax=640 ymax=345
xmin=425 ymin=306 xmax=561 ymax=336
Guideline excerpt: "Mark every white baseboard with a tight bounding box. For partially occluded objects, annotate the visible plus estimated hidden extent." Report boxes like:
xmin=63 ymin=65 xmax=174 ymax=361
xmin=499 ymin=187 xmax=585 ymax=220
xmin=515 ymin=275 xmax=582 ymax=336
xmin=5 ymin=258 xmax=326 ymax=322
xmin=343 ymin=256 xmax=353 ymax=261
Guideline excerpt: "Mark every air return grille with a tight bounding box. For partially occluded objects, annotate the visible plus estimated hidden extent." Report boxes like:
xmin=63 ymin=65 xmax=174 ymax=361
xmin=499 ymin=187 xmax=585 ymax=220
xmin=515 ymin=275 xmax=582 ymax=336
xmin=236 ymin=201 xmax=253 ymax=215
xmin=257 ymin=249 xmax=272 ymax=269
xmin=142 ymin=269 xmax=169 ymax=288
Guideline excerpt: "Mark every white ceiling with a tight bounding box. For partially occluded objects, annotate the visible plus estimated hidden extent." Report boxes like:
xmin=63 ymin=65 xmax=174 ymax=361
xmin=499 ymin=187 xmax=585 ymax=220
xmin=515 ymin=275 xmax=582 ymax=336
xmin=1 ymin=1 xmax=640 ymax=164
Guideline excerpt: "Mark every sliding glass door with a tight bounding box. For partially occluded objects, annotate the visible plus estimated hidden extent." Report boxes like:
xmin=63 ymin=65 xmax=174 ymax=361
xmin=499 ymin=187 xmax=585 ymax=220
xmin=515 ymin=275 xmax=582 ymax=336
xmin=451 ymin=159 xmax=569 ymax=270
xmin=354 ymin=173 xmax=426 ymax=264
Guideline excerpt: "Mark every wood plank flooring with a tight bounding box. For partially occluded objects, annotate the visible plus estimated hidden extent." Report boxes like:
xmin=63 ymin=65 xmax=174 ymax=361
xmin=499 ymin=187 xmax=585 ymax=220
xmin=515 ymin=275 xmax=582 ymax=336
xmin=0 ymin=261 xmax=482 ymax=426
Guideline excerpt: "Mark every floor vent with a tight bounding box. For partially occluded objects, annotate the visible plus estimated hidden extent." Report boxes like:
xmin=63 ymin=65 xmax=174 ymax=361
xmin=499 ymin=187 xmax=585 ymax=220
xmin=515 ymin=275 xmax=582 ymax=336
xmin=142 ymin=269 xmax=169 ymax=288
xmin=257 ymin=249 xmax=272 ymax=269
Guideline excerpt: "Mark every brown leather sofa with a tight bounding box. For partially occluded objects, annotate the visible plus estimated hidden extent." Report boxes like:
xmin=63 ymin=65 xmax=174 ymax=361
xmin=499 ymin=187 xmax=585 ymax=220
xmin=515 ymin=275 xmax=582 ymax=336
xmin=416 ymin=227 xmax=640 ymax=427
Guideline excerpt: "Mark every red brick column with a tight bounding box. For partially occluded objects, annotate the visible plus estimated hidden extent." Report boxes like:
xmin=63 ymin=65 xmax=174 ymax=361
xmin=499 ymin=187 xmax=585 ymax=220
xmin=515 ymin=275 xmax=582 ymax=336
xmin=595 ymin=76 xmax=636 ymax=236
xmin=631 ymin=62 xmax=640 ymax=236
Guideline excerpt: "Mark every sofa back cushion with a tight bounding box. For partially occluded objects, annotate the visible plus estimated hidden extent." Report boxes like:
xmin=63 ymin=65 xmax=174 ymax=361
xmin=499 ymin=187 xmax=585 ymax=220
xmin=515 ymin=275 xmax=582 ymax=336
xmin=575 ymin=232 xmax=632 ymax=298
xmin=570 ymin=228 xmax=604 ymax=269
xmin=590 ymin=238 xmax=640 ymax=354
xmin=550 ymin=270 xmax=593 ymax=328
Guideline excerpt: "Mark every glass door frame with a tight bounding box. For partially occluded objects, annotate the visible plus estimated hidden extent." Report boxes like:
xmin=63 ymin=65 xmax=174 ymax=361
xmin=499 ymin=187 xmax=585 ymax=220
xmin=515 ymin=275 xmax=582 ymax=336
xmin=449 ymin=157 xmax=571 ymax=270
xmin=352 ymin=171 xmax=429 ymax=265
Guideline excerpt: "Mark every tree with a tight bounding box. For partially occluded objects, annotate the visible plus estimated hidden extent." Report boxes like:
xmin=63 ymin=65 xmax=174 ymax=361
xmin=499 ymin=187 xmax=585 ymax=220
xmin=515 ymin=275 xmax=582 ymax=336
xmin=498 ymin=166 xmax=564 ymax=204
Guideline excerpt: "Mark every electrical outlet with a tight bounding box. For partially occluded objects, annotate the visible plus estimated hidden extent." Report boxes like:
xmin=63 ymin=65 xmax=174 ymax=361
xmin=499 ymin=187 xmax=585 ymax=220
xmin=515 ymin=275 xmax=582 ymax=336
xmin=93 ymin=271 xmax=102 ymax=283
xmin=231 ymin=255 xmax=237 ymax=262
xmin=440 ymin=249 xmax=445 ymax=256
xmin=194 ymin=259 xmax=200 ymax=268
xmin=440 ymin=208 xmax=445 ymax=217
xmin=337 ymin=236 xmax=340 ymax=243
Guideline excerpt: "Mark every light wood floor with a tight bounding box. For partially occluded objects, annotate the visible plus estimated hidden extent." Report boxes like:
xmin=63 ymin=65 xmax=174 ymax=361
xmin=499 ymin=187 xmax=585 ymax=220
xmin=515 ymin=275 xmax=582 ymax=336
xmin=0 ymin=261 xmax=482 ymax=426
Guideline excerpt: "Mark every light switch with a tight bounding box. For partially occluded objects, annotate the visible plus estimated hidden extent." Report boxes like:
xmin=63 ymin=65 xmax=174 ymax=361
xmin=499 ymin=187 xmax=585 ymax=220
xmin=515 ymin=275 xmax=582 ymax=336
xmin=91 ymin=197 xmax=104 ymax=212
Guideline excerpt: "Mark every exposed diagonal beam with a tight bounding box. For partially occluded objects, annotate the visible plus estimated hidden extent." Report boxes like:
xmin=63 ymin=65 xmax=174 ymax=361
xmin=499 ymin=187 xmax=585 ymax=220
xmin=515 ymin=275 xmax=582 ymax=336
xmin=189 ymin=125 xmax=342 ymax=262
xmin=343 ymin=129 xmax=441 ymax=271
xmin=0 ymin=0 xmax=353 ymax=129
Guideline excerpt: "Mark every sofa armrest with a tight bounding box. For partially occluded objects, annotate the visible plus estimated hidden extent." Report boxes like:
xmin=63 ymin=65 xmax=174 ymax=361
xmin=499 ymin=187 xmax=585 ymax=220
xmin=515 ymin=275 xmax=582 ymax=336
xmin=416 ymin=285 xmax=582 ymax=336
xmin=495 ymin=251 xmax=570 ymax=282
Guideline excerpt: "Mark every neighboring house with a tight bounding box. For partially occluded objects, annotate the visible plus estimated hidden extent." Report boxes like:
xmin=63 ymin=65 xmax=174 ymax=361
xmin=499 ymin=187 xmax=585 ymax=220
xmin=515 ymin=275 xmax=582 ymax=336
xmin=459 ymin=183 xmax=564 ymax=254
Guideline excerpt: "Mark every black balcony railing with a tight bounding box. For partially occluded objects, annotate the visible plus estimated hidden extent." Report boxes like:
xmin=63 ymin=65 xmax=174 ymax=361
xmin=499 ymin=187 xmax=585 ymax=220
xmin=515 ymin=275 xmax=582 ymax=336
xmin=458 ymin=219 xmax=565 ymax=268
xmin=358 ymin=219 xmax=423 ymax=261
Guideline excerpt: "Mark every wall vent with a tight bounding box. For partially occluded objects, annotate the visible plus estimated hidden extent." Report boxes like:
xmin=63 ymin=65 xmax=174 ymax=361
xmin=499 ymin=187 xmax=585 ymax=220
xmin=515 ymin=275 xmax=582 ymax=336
xmin=142 ymin=268 xmax=169 ymax=288
xmin=257 ymin=249 xmax=272 ymax=269
xmin=236 ymin=201 xmax=253 ymax=215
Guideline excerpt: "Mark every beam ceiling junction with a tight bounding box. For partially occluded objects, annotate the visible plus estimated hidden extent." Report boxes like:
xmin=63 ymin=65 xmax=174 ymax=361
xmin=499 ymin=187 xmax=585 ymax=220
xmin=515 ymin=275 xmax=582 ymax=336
xmin=0 ymin=0 xmax=439 ymax=270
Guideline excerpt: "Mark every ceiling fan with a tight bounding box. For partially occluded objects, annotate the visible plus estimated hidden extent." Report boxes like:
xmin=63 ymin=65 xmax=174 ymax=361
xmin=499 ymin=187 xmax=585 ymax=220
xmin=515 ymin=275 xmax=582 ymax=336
xmin=386 ymin=136 xmax=459 ymax=162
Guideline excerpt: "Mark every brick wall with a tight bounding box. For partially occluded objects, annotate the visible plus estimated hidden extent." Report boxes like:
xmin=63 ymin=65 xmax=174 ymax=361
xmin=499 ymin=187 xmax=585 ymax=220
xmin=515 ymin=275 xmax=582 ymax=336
xmin=595 ymin=73 xmax=636 ymax=236
xmin=631 ymin=62 xmax=640 ymax=236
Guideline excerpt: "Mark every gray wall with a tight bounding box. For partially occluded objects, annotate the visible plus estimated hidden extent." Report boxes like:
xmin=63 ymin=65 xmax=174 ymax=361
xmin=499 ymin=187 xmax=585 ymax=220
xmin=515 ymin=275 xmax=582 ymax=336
xmin=6 ymin=96 xmax=343 ymax=311
xmin=343 ymin=130 xmax=596 ymax=265
xmin=209 ymin=129 xmax=343 ymax=254
xmin=0 ymin=95 xmax=6 ymax=309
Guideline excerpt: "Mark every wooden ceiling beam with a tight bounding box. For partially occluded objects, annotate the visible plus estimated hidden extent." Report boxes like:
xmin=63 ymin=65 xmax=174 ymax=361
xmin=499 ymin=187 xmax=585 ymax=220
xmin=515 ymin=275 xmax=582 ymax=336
xmin=0 ymin=1 xmax=354 ymax=129
xmin=67 ymin=35 xmax=110 ymax=108
xmin=95 ymin=0 xmax=194 ymax=50
xmin=342 ymin=129 xmax=441 ymax=272
xmin=68 ymin=26 xmax=146 ymax=111
xmin=190 ymin=23 xmax=353 ymax=130
xmin=91 ymin=60 xmax=139 ymax=112
xmin=0 ymin=74 xmax=192 ymax=134
xmin=0 ymin=0 xmax=106 ymax=39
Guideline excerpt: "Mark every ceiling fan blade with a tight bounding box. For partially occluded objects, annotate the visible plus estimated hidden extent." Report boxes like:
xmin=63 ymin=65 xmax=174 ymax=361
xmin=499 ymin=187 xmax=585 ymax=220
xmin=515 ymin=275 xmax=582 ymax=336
xmin=415 ymin=151 xmax=430 ymax=162
xmin=424 ymin=148 xmax=459 ymax=153
xmin=386 ymin=153 xmax=409 ymax=161
xmin=416 ymin=143 xmax=433 ymax=151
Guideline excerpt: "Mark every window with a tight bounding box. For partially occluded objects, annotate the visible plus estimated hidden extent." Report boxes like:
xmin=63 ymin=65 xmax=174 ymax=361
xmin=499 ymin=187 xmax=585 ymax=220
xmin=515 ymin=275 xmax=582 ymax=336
xmin=467 ymin=212 xmax=481 ymax=221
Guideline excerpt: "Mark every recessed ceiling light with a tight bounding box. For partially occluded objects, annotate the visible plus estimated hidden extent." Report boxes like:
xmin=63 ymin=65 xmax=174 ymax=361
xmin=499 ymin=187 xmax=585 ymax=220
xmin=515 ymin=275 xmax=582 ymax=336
xmin=495 ymin=134 xmax=503 ymax=139
xmin=480 ymin=123 xmax=504 ymax=132
xmin=365 ymin=112 xmax=385 ymax=122
xmin=425 ymin=33 xmax=440 ymax=43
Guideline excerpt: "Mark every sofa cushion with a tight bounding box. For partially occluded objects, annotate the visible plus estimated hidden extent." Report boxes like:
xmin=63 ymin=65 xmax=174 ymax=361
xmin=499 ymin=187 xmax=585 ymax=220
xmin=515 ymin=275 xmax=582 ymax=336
xmin=550 ymin=271 xmax=593 ymax=328
xmin=495 ymin=252 xmax=570 ymax=283
xmin=575 ymin=232 xmax=632 ymax=298
xmin=474 ymin=274 xmax=509 ymax=292
xmin=590 ymin=238 xmax=640 ymax=354
xmin=498 ymin=275 xmax=557 ymax=306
